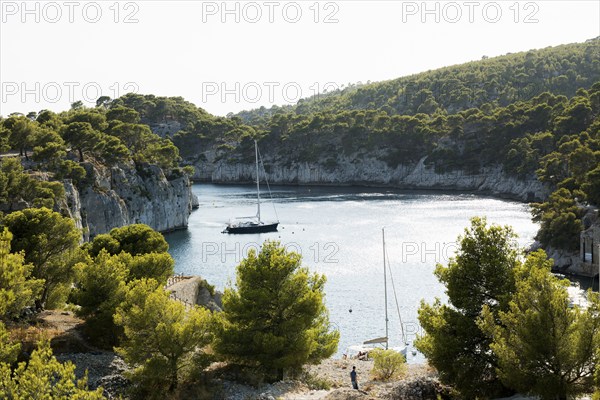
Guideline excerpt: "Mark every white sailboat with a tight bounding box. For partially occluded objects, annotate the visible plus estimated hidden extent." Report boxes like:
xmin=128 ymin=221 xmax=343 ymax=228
xmin=225 ymin=140 xmax=279 ymax=234
xmin=346 ymin=228 xmax=407 ymax=358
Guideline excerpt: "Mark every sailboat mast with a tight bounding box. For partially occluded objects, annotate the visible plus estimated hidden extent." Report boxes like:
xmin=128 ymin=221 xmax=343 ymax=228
xmin=255 ymin=140 xmax=261 ymax=223
xmin=382 ymin=227 xmax=389 ymax=350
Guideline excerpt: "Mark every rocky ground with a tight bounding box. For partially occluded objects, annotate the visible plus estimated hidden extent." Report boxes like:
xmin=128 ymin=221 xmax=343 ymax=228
xmin=29 ymin=311 xmax=129 ymax=399
xmin=216 ymin=359 xmax=441 ymax=400
xmin=32 ymin=310 xmax=446 ymax=399
xmin=20 ymin=311 xmax=563 ymax=400
xmin=25 ymin=300 xmax=553 ymax=399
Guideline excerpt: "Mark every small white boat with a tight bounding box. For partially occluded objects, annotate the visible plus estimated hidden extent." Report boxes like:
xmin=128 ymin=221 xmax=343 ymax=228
xmin=346 ymin=228 xmax=407 ymax=359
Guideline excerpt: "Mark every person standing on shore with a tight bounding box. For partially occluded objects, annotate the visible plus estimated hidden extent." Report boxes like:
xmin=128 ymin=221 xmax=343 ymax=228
xmin=350 ymin=366 xmax=358 ymax=389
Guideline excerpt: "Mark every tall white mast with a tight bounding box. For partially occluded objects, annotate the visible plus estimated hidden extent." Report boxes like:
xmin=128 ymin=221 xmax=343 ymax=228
xmin=383 ymin=227 xmax=389 ymax=350
xmin=255 ymin=140 xmax=261 ymax=223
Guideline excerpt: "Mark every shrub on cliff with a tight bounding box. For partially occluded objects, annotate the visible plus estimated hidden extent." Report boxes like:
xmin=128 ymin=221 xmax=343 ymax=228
xmin=0 ymin=158 xmax=65 ymax=210
xmin=0 ymin=339 xmax=105 ymax=399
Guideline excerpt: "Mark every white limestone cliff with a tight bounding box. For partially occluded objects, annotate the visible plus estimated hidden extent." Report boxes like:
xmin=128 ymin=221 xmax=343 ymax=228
xmin=193 ymin=153 xmax=549 ymax=202
xmin=64 ymin=161 xmax=195 ymax=238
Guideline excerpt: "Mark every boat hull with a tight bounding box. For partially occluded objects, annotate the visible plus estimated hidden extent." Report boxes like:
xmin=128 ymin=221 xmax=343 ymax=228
xmin=225 ymin=222 xmax=279 ymax=234
xmin=345 ymin=344 xmax=407 ymax=358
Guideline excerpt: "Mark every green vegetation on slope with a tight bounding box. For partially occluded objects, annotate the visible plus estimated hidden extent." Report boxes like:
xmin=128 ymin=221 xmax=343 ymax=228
xmin=237 ymin=38 xmax=600 ymax=122
xmin=2 ymin=40 xmax=599 ymax=255
xmin=112 ymin=93 xmax=256 ymax=162
xmin=0 ymin=215 xmax=339 ymax=398
xmin=0 ymin=104 xmax=185 ymax=200
xmin=417 ymin=218 xmax=600 ymax=399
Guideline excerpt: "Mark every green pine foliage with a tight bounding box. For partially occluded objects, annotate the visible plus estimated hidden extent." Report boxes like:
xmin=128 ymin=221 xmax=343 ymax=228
xmin=0 ymin=104 xmax=183 ymax=181
xmin=531 ymin=188 xmax=584 ymax=251
xmin=418 ymin=220 xmax=600 ymax=399
xmin=0 ymin=322 xmax=20 ymax=364
xmin=480 ymin=250 xmax=600 ymax=399
xmin=415 ymin=217 xmax=520 ymax=398
xmin=71 ymin=250 xmax=130 ymax=347
xmin=85 ymin=224 xmax=170 ymax=257
xmin=237 ymin=38 xmax=600 ymax=121
xmin=72 ymin=226 xmax=174 ymax=347
xmin=0 ymin=158 xmax=64 ymax=211
xmin=0 ymin=340 xmax=105 ymax=399
xmin=102 ymin=224 xmax=169 ymax=256
xmin=0 ymin=228 xmax=43 ymax=320
xmin=213 ymin=241 xmax=339 ymax=380
xmin=114 ymin=279 xmax=212 ymax=395
xmin=2 ymin=207 xmax=81 ymax=309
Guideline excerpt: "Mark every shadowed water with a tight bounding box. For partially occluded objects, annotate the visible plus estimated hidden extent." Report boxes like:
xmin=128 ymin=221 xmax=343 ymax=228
xmin=165 ymin=184 xmax=539 ymax=362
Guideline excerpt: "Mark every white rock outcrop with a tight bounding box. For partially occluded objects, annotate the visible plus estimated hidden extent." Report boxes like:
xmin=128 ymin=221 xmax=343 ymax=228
xmin=65 ymin=161 xmax=194 ymax=238
xmin=194 ymin=154 xmax=549 ymax=201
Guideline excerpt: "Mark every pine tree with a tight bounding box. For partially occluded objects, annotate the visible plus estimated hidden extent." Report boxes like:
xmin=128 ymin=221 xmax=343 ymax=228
xmin=3 ymin=207 xmax=80 ymax=309
xmin=114 ymin=279 xmax=212 ymax=393
xmin=0 ymin=228 xmax=43 ymax=320
xmin=213 ymin=241 xmax=339 ymax=381
xmin=71 ymin=250 xmax=129 ymax=347
xmin=415 ymin=217 xmax=519 ymax=398
xmin=481 ymin=250 xmax=600 ymax=399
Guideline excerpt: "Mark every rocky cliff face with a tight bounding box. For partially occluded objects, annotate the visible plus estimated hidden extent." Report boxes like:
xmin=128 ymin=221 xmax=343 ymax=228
xmin=192 ymin=152 xmax=549 ymax=202
xmin=64 ymin=161 xmax=195 ymax=238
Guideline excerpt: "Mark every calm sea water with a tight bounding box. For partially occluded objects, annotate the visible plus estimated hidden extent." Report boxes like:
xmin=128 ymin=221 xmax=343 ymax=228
xmin=165 ymin=184 xmax=539 ymax=362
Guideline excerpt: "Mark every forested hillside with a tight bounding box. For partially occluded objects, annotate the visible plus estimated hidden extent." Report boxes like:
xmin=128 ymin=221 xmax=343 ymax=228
xmin=112 ymin=93 xmax=256 ymax=161
xmin=237 ymin=38 xmax=600 ymax=121
xmin=0 ymin=103 xmax=195 ymax=237
xmin=1 ymin=38 xmax=599 ymax=256
xmin=0 ymin=37 xmax=599 ymax=400
xmin=232 ymin=39 xmax=599 ymax=254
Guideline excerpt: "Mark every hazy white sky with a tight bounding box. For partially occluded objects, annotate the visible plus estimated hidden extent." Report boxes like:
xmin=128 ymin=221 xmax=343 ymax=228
xmin=1 ymin=0 xmax=599 ymax=116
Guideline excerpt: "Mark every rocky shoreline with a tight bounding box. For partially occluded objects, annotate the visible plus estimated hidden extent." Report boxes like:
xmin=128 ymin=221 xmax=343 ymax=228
xmin=188 ymin=153 xmax=600 ymax=279
xmin=190 ymin=154 xmax=549 ymax=203
xmin=63 ymin=161 xmax=196 ymax=240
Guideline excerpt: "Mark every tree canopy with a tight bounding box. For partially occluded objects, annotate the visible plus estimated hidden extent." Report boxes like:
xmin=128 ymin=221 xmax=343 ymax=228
xmin=114 ymin=279 xmax=212 ymax=394
xmin=2 ymin=207 xmax=80 ymax=308
xmin=0 ymin=228 xmax=43 ymax=320
xmin=213 ymin=241 xmax=339 ymax=380
xmin=85 ymin=224 xmax=169 ymax=257
xmin=415 ymin=217 xmax=520 ymax=398
xmin=480 ymin=250 xmax=600 ymax=399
